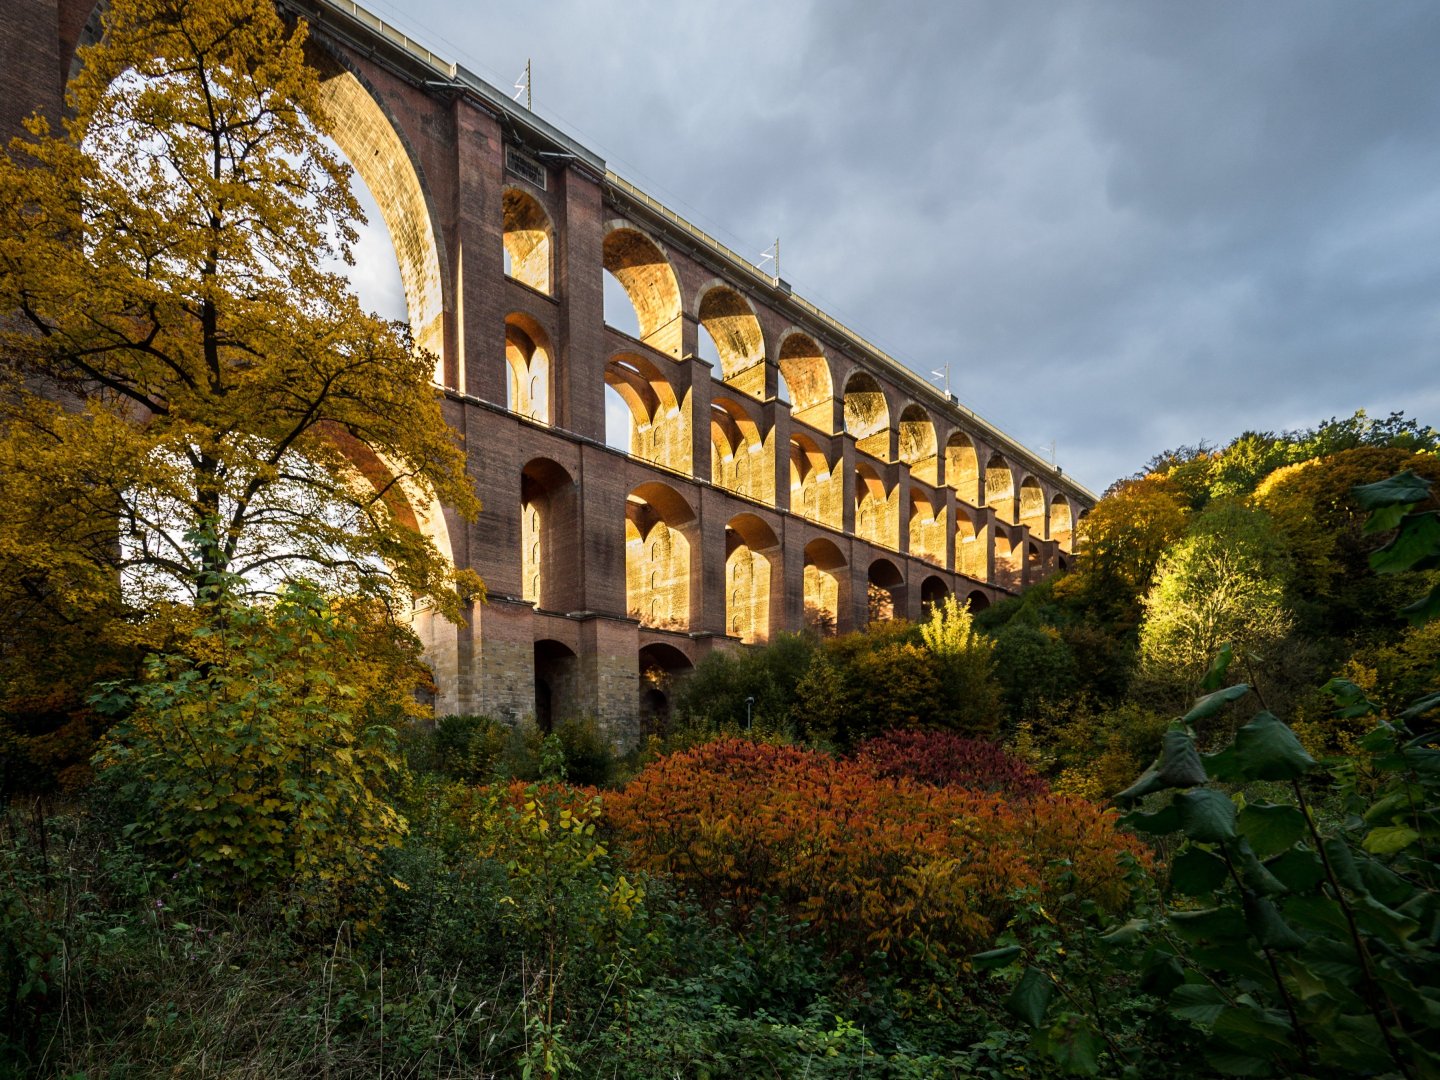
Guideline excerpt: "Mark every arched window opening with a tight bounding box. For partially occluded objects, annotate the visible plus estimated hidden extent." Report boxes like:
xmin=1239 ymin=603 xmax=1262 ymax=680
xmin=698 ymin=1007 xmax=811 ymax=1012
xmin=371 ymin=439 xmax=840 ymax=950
xmin=779 ymin=331 xmax=834 ymax=432
xmin=898 ymin=405 xmax=938 ymax=485
xmin=534 ymin=639 xmax=578 ymax=733
xmin=867 ymin=558 xmax=904 ymax=625
xmin=955 ymin=506 xmax=989 ymax=580
xmin=603 ymin=226 xmax=683 ymax=357
xmin=605 ymin=354 xmax=686 ymax=470
xmin=505 ymin=314 xmax=551 ymax=424
xmin=966 ymin=589 xmax=991 ymax=612
xmin=1019 ymin=476 xmax=1046 ymax=535
xmin=502 ymin=187 xmax=552 ymax=294
xmin=625 ymin=483 xmax=694 ymax=631
xmin=985 ymin=453 xmax=1015 ymax=523
xmin=921 ymin=575 xmax=950 ymax=616
xmin=855 ymin=462 xmax=896 ymax=548
xmin=711 ymin=397 xmax=770 ymax=503
xmin=790 ymin=434 xmax=840 ymax=530
xmin=993 ymin=532 xmax=1020 ymax=591
xmin=908 ymin=487 xmax=946 ymax=566
xmin=521 ymin=458 xmax=577 ymax=611
xmin=843 ymin=371 xmax=891 ymax=459
xmin=724 ymin=513 xmax=779 ymax=644
xmin=639 ymin=642 xmax=694 ymax=738
xmin=1050 ymin=495 xmax=1074 ymax=553
xmin=803 ymin=538 xmax=846 ymax=636
xmin=698 ymin=285 xmax=766 ymax=398
xmin=946 ymin=432 xmax=980 ymax=505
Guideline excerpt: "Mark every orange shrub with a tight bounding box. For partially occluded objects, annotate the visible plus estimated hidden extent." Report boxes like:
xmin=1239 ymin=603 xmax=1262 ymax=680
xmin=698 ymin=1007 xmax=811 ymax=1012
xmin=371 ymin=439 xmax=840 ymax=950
xmin=605 ymin=739 xmax=1146 ymax=968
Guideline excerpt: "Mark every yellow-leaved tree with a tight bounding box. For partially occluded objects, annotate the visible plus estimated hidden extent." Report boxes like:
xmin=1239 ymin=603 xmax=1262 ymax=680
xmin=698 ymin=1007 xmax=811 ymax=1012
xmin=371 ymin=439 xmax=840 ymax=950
xmin=0 ymin=0 xmax=479 ymax=617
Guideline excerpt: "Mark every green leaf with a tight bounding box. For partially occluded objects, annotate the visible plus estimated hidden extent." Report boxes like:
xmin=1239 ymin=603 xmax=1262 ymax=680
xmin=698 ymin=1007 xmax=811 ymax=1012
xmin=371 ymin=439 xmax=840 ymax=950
xmin=1182 ymin=684 xmax=1251 ymax=724
xmin=1170 ymin=906 xmax=1248 ymax=945
xmin=1401 ymin=581 xmax=1440 ymax=625
xmin=1236 ymin=803 xmax=1307 ymax=861
xmin=1399 ymin=691 xmax=1440 ymax=722
xmin=1201 ymin=744 xmax=1244 ymax=783
xmin=1235 ymin=842 xmax=1287 ymax=896
xmin=1232 ymin=712 xmax=1318 ymax=781
xmin=971 ymin=945 xmax=1023 ymax=971
xmin=1265 ymin=848 xmax=1324 ymax=892
xmin=1285 ymin=895 xmax=1350 ymax=939
xmin=1243 ymin=893 xmax=1305 ymax=950
xmin=1200 ymin=643 xmax=1235 ymax=693
xmin=1139 ymin=948 xmax=1185 ymax=997
xmin=1113 ymin=765 xmax=1166 ymax=805
xmin=1170 ymin=847 xmax=1230 ymax=896
xmin=1175 ymin=789 xmax=1238 ymax=843
xmin=1323 ymin=838 xmax=1366 ymax=893
xmin=1355 ymin=470 xmax=1431 ymax=512
xmin=1363 ymin=825 xmax=1420 ymax=856
xmin=1369 ymin=511 xmax=1440 ymax=574
xmin=1099 ymin=918 xmax=1150 ymax=948
xmin=1156 ymin=728 xmax=1208 ymax=788
xmin=1169 ymin=983 xmax=1228 ymax=1027
xmin=1120 ymin=804 xmax=1180 ymax=835
xmin=1038 ymin=1016 xmax=1103 ymax=1076
xmin=1005 ymin=967 xmax=1054 ymax=1028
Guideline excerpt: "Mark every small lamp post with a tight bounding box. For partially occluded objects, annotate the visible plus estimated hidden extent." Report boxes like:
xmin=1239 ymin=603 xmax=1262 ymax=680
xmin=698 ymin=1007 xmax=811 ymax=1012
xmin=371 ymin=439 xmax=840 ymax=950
xmin=745 ymin=696 xmax=755 ymax=731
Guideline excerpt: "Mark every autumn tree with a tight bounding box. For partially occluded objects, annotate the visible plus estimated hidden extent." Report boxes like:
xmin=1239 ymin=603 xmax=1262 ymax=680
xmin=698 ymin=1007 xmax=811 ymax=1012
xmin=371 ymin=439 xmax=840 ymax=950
xmin=0 ymin=0 xmax=479 ymax=619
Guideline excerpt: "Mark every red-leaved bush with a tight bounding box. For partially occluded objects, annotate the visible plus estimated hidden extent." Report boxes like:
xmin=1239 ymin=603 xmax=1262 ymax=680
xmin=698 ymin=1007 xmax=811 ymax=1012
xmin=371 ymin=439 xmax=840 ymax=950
xmin=605 ymin=738 xmax=1146 ymax=968
xmin=853 ymin=729 xmax=1049 ymax=799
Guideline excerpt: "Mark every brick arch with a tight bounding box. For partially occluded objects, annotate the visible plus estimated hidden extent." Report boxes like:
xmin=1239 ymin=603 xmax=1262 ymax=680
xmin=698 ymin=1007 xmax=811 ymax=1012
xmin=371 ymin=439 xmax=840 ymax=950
xmin=945 ymin=430 xmax=981 ymax=505
xmin=521 ymin=457 xmax=578 ymax=611
xmin=696 ymin=281 xmax=766 ymax=392
xmin=603 ymin=222 xmax=683 ymax=357
xmin=954 ymin=504 xmax=988 ymax=580
xmin=898 ymin=404 xmax=938 ymax=484
xmin=1050 ymin=494 xmax=1074 ymax=552
xmin=1019 ymin=475 xmax=1047 ymax=535
xmin=855 ymin=460 xmax=896 ymax=548
xmin=908 ymin=485 xmax=946 ymax=566
xmin=867 ymin=556 xmax=905 ymax=624
xmin=776 ymin=329 xmax=834 ymax=431
xmin=502 ymin=186 xmax=553 ymax=294
xmin=842 ymin=369 xmax=892 ymax=459
xmin=790 ymin=431 xmax=841 ymax=529
xmin=626 ymin=481 xmax=694 ymax=631
xmin=505 ymin=312 xmax=552 ymax=424
xmin=710 ymin=395 xmax=770 ymax=502
xmin=803 ymin=536 xmax=847 ymax=635
xmin=984 ymin=452 xmax=1016 ymax=522
xmin=605 ymin=353 xmax=686 ymax=471
xmin=921 ymin=574 xmax=950 ymax=614
xmin=725 ymin=512 xmax=780 ymax=644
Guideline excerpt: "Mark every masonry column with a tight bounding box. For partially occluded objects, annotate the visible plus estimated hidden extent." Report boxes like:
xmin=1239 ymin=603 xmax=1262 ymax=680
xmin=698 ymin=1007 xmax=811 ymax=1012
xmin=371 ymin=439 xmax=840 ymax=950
xmin=453 ymin=101 xmax=505 ymax=400
xmin=553 ymin=166 xmax=607 ymax=439
xmin=1 ymin=0 xmax=63 ymax=145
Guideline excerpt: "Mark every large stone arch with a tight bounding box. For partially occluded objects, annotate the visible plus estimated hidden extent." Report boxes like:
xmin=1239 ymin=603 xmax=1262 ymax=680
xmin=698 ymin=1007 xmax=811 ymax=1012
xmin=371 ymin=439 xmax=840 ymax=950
xmin=1050 ymin=494 xmax=1074 ymax=553
xmin=603 ymin=222 xmax=684 ymax=357
xmin=505 ymin=313 xmax=552 ymax=424
xmin=521 ymin=457 xmax=579 ymax=612
xmin=790 ymin=432 xmax=842 ymax=530
xmin=993 ymin=527 xmax=1022 ymax=591
xmin=855 ymin=460 xmax=897 ymax=548
xmin=696 ymin=282 xmax=766 ymax=394
xmin=843 ymin=370 xmax=892 ymax=459
xmin=898 ymin=404 xmax=938 ymax=485
xmin=985 ymin=452 xmax=1016 ymax=523
xmin=921 ymin=574 xmax=950 ymax=614
xmin=776 ymin=329 xmax=834 ymax=432
xmin=639 ymin=641 xmax=694 ymax=736
xmin=954 ymin=504 xmax=988 ymax=580
xmin=502 ymin=186 xmax=553 ymax=294
xmin=908 ymin=486 xmax=946 ymax=566
xmin=803 ymin=536 xmax=847 ymax=635
xmin=626 ymin=481 xmax=695 ymax=630
xmin=945 ymin=431 xmax=981 ymax=505
xmin=605 ymin=353 xmax=688 ymax=471
xmin=710 ymin=396 xmax=771 ymax=503
xmin=867 ymin=557 xmax=905 ymax=624
xmin=533 ymin=639 xmax=580 ymax=732
xmin=725 ymin=512 xmax=780 ymax=644
xmin=1019 ymin=475 xmax=1046 ymax=536
xmin=308 ymin=48 xmax=449 ymax=373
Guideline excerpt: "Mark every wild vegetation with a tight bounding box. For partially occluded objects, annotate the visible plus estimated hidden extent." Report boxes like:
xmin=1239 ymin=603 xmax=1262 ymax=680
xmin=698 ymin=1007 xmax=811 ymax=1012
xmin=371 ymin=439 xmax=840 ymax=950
xmin=2 ymin=1 xmax=1438 ymax=1076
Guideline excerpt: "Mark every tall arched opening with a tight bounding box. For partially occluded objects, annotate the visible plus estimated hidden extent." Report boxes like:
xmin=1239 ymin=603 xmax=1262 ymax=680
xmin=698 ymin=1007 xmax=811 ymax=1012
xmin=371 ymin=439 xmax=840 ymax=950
xmin=697 ymin=284 xmax=766 ymax=398
xmin=803 ymin=537 xmax=846 ymax=636
xmin=855 ymin=462 xmax=897 ymax=548
xmin=625 ymin=482 xmax=695 ymax=630
xmin=502 ymin=187 xmax=552 ymax=294
xmin=605 ymin=353 xmax=687 ymax=470
xmin=921 ymin=575 xmax=950 ymax=615
xmin=725 ymin=513 xmax=780 ymax=644
xmin=1050 ymin=495 xmax=1074 ymax=553
xmin=946 ymin=432 xmax=980 ymax=505
xmin=844 ymin=371 xmax=891 ymax=459
xmin=899 ymin=404 xmax=938 ymax=485
xmin=534 ymin=639 xmax=579 ymax=733
xmin=778 ymin=331 xmax=834 ymax=432
xmin=955 ymin=506 xmax=989 ymax=580
xmin=639 ymin=642 xmax=694 ymax=737
xmin=868 ymin=557 xmax=905 ymax=624
xmin=1019 ymin=476 xmax=1046 ymax=536
xmin=521 ymin=457 xmax=579 ymax=611
xmin=710 ymin=397 xmax=771 ymax=503
xmin=790 ymin=433 xmax=842 ymax=529
xmin=908 ymin=487 xmax=946 ymax=566
xmin=603 ymin=224 xmax=683 ymax=357
xmin=985 ymin=453 xmax=1015 ymax=523
xmin=505 ymin=313 xmax=552 ymax=424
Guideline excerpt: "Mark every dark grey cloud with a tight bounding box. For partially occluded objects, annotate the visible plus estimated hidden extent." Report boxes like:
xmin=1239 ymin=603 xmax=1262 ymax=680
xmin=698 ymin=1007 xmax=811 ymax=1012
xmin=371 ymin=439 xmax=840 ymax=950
xmin=353 ymin=0 xmax=1440 ymax=491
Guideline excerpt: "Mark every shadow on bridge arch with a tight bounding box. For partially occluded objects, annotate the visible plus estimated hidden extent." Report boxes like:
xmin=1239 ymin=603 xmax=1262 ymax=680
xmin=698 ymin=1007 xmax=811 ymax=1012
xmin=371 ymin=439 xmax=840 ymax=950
xmin=697 ymin=283 xmax=766 ymax=397
xmin=790 ymin=432 xmax=842 ymax=530
xmin=502 ymin=186 xmax=552 ymax=294
xmin=803 ymin=537 xmax=847 ymax=636
xmin=603 ymin=223 xmax=683 ymax=357
xmin=506 ymin=313 xmax=552 ymax=424
xmin=725 ymin=513 xmax=780 ymax=644
xmin=778 ymin=330 xmax=834 ymax=432
xmin=521 ymin=457 xmax=579 ymax=611
xmin=710 ymin=396 xmax=770 ymax=502
xmin=639 ymin=641 xmax=694 ymax=737
xmin=899 ymin=404 xmax=938 ymax=485
xmin=605 ymin=353 xmax=687 ymax=471
xmin=534 ymin=639 xmax=579 ymax=733
xmin=867 ymin=557 xmax=904 ymax=625
xmin=844 ymin=371 xmax=891 ymax=459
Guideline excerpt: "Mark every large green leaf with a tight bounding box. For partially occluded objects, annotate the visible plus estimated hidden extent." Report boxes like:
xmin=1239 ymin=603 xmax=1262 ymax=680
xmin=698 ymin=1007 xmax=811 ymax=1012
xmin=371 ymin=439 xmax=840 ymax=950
xmin=1401 ymin=581 xmax=1440 ymax=625
xmin=1157 ymin=728 xmax=1208 ymax=788
xmin=1005 ymin=967 xmax=1054 ymax=1028
xmin=1243 ymin=893 xmax=1305 ymax=950
xmin=1232 ymin=712 xmax=1318 ymax=781
xmin=1183 ymin=684 xmax=1251 ymax=724
xmin=1266 ymin=847 xmax=1325 ymax=892
xmin=1037 ymin=1017 xmax=1102 ymax=1076
xmin=971 ymin=945 xmax=1022 ymax=971
xmin=1363 ymin=825 xmax=1420 ymax=856
xmin=1238 ymin=802 xmax=1308 ymax=858
xmin=1170 ymin=906 xmax=1248 ymax=945
xmin=1169 ymin=982 xmax=1228 ymax=1026
xmin=1355 ymin=470 xmax=1432 ymax=513
xmin=1121 ymin=804 xmax=1181 ymax=835
xmin=1176 ymin=789 xmax=1238 ymax=843
xmin=1399 ymin=690 xmax=1440 ymax=722
xmin=1200 ymin=643 xmax=1235 ymax=692
xmin=1369 ymin=511 xmax=1440 ymax=574
xmin=1170 ymin=847 xmax=1229 ymax=896
xmin=1235 ymin=842 xmax=1287 ymax=896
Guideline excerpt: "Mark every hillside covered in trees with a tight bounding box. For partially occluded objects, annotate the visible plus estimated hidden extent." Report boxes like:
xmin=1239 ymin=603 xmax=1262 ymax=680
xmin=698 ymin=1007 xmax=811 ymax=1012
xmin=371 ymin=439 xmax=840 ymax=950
xmin=3 ymin=1 xmax=1439 ymax=1076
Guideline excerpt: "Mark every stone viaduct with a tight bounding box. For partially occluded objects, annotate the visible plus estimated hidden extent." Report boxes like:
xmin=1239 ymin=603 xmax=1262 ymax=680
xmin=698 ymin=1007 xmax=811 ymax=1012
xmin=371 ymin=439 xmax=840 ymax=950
xmin=2 ymin=0 xmax=1095 ymax=742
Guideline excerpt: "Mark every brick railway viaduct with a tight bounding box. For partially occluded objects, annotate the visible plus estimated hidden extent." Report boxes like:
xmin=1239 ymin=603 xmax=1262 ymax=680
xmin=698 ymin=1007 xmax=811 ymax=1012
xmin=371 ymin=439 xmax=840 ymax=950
xmin=3 ymin=0 xmax=1095 ymax=742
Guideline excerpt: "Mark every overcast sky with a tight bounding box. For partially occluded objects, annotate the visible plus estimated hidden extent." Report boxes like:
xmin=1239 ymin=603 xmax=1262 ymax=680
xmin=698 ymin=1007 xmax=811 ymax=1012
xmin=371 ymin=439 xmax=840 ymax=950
xmin=344 ymin=0 xmax=1440 ymax=494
